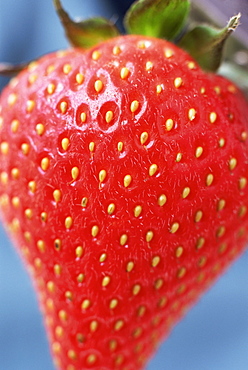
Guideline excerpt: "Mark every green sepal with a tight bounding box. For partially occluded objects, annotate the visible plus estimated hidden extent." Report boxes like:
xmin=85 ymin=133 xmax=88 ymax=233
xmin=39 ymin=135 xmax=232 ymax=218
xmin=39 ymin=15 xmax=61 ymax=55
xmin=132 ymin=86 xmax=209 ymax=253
xmin=179 ymin=13 xmax=241 ymax=72
xmin=53 ymin=0 xmax=120 ymax=49
xmin=0 ymin=62 xmax=29 ymax=75
xmin=124 ymin=0 xmax=190 ymax=40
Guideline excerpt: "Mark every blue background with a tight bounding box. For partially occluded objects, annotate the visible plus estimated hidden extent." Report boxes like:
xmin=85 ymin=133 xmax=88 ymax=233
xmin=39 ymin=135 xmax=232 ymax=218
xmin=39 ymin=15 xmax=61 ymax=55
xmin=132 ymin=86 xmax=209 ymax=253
xmin=0 ymin=1 xmax=248 ymax=369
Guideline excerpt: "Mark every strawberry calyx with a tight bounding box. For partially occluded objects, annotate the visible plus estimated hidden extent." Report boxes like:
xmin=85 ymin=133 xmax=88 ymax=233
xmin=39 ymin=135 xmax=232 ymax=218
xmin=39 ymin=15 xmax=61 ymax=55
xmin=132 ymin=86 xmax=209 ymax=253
xmin=53 ymin=0 xmax=120 ymax=49
xmin=0 ymin=0 xmax=243 ymax=76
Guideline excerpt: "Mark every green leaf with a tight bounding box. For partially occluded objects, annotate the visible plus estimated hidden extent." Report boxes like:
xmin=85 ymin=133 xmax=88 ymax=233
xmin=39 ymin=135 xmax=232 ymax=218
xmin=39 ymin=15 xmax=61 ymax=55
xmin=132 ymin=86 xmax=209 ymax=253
xmin=124 ymin=0 xmax=190 ymax=40
xmin=53 ymin=0 xmax=120 ymax=49
xmin=179 ymin=13 xmax=241 ymax=72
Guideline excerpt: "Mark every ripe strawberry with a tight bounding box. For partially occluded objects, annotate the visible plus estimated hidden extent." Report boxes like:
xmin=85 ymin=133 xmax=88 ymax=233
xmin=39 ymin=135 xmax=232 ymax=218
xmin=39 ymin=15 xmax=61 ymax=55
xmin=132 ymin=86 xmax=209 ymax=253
xmin=0 ymin=1 xmax=248 ymax=369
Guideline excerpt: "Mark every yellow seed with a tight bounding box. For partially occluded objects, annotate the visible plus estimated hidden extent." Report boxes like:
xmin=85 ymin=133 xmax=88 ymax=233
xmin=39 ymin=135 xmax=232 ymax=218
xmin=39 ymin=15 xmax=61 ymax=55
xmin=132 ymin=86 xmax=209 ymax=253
xmin=37 ymin=240 xmax=46 ymax=253
xmin=206 ymin=174 xmax=214 ymax=186
xmin=241 ymin=131 xmax=247 ymax=141
xmin=109 ymin=298 xmax=118 ymax=309
xmin=188 ymin=108 xmax=196 ymax=121
xmin=105 ymin=110 xmax=114 ymax=123
xmin=134 ymin=205 xmax=142 ymax=217
xmin=238 ymin=205 xmax=247 ymax=218
xmin=102 ymin=276 xmax=111 ymax=287
xmin=113 ymin=45 xmax=121 ymax=55
xmin=92 ymin=50 xmax=101 ymax=60
xmin=239 ymin=177 xmax=247 ymax=189
xmin=229 ymin=158 xmax=237 ymax=171
xmin=24 ymin=208 xmax=33 ymax=219
xmin=120 ymin=234 xmax=128 ymax=246
xmin=41 ymin=157 xmax=50 ymax=171
xmin=188 ymin=61 xmax=196 ymax=69
xmin=140 ymin=131 xmax=149 ymax=145
xmin=209 ymin=112 xmax=217 ymax=123
xmin=76 ymin=73 xmax=84 ymax=84
xmin=77 ymin=273 xmax=85 ymax=283
xmin=182 ymin=187 xmax=190 ymax=199
xmin=170 ymin=222 xmax=179 ymax=233
xmin=46 ymin=64 xmax=55 ymax=74
xmin=54 ymin=238 xmax=62 ymax=250
xmin=89 ymin=141 xmax=95 ymax=152
xmin=61 ymin=138 xmax=70 ymax=151
xmin=149 ymin=164 xmax=158 ymax=177
xmin=11 ymin=119 xmax=20 ymax=133
xmin=81 ymin=197 xmax=88 ymax=207
xmin=63 ymin=64 xmax=72 ymax=75
xmin=11 ymin=168 xmax=20 ymax=179
xmin=99 ymin=169 xmax=107 ymax=183
xmin=47 ymin=83 xmax=56 ymax=95
xmin=81 ymin=299 xmax=91 ymax=310
xmin=60 ymin=101 xmax=68 ymax=114
xmin=196 ymin=237 xmax=205 ymax=249
xmin=130 ymin=100 xmax=139 ymax=113
xmin=177 ymin=266 xmax=186 ymax=279
xmin=0 ymin=142 xmax=9 ymax=155
xmin=165 ymin=118 xmax=174 ymax=131
xmin=58 ymin=310 xmax=67 ymax=322
xmin=219 ymin=138 xmax=225 ymax=147
xmin=34 ymin=258 xmax=42 ymax=269
xmin=26 ymin=100 xmax=35 ymax=113
xmin=8 ymin=93 xmax=17 ymax=106
xmin=67 ymin=349 xmax=77 ymax=360
xmin=65 ymin=216 xmax=73 ymax=229
xmin=28 ymin=73 xmax=38 ymax=84
xmin=145 ymin=61 xmax=153 ymax=71
xmin=28 ymin=180 xmax=36 ymax=193
xmin=75 ymin=246 xmax=83 ymax=258
xmin=176 ymin=153 xmax=182 ymax=162
xmin=156 ymin=84 xmax=163 ymax=94
xmin=91 ymin=225 xmax=99 ymax=237
xmin=21 ymin=143 xmax=30 ymax=155
xmin=86 ymin=354 xmax=97 ymax=365
xmin=71 ymin=166 xmax=79 ymax=181
xmin=120 ymin=67 xmax=130 ymax=79
xmin=158 ymin=194 xmax=167 ymax=206
xmin=99 ymin=253 xmax=107 ymax=262
xmin=36 ymin=123 xmax=45 ymax=135
xmin=55 ymin=326 xmax=64 ymax=338
xmin=94 ymin=79 xmax=104 ymax=93
xmin=54 ymin=264 xmax=62 ymax=276
xmin=217 ymin=199 xmax=226 ymax=211
xmin=175 ymin=246 xmax=184 ymax=258
xmin=154 ymin=278 xmax=163 ymax=290
xmin=47 ymin=281 xmax=55 ymax=293
xmin=195 ymin=210 xmax=203 ymax=222
xmin=132 ymin=284 xmax=141 ymax=295
xmin=152 ymin=256 xmax=160 ymax=267
xmin=80 ymin=112 xmax=87 ymax=123
xmin=126 ymin=261 xmax=134 ymax=272
xmin=117 ymin=141 xmax=124 ymax=152
xmin=200 ymin=87 xmax=206 ymax=94
xmin=90 ymin=320 xmax=98 ymax=332
xmin=195 ymin=146 xmax=203 ymax=158
xmin=114 ymin=320 xmax=124 ymax=331
xmin=216 ymin=226 xmax=225 ymax=237
xmin=174 ymin=77 xmax=183 ymax=88
xmin=0 ymin=172 xmax=8 ymax=185
xmin=12 ymin=197 xmax=20 ymax=208
xmin=164 ymin=48 xmax=174 ymax=58
xmin=124 ymin=174 xmax=132 ymax=187
xmin=107 ymin=203 xmax=115 ymax=215
xmin=146 ymin=230 xmax=154 ymax=243
xmin=137 ymin=305 xmax=146 ymax=317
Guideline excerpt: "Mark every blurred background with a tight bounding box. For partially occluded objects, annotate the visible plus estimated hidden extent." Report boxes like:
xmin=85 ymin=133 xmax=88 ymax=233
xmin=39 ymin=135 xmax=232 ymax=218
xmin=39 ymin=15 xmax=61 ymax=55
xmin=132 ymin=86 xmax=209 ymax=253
xmin=0 ymin=0 xmax=248 ymax=369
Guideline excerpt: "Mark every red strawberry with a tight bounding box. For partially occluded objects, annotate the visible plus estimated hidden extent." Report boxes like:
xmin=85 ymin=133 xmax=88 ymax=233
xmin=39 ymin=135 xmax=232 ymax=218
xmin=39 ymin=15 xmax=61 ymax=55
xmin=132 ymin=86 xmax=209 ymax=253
xmin=0 ymin=1 xmax=248 ymax=369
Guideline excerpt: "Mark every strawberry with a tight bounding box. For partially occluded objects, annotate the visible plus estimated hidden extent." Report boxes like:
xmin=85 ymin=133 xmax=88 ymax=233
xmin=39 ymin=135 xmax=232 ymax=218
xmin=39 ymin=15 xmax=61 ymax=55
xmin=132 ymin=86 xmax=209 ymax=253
xmin=0 ymin=0 xmax=248 ymax=369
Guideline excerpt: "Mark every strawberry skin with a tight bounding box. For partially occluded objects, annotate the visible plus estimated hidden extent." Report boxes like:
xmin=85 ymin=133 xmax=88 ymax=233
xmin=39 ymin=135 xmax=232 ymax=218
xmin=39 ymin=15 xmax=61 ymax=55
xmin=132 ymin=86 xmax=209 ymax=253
xmin=0 ymin=35 xmax=248 ymax=370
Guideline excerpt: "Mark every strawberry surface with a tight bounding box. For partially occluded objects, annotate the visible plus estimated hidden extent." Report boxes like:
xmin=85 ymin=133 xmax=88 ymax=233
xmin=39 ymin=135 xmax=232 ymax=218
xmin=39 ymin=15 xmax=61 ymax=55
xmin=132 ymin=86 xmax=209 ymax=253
xmin=0 ymin=35 xmax=248 ymax=370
